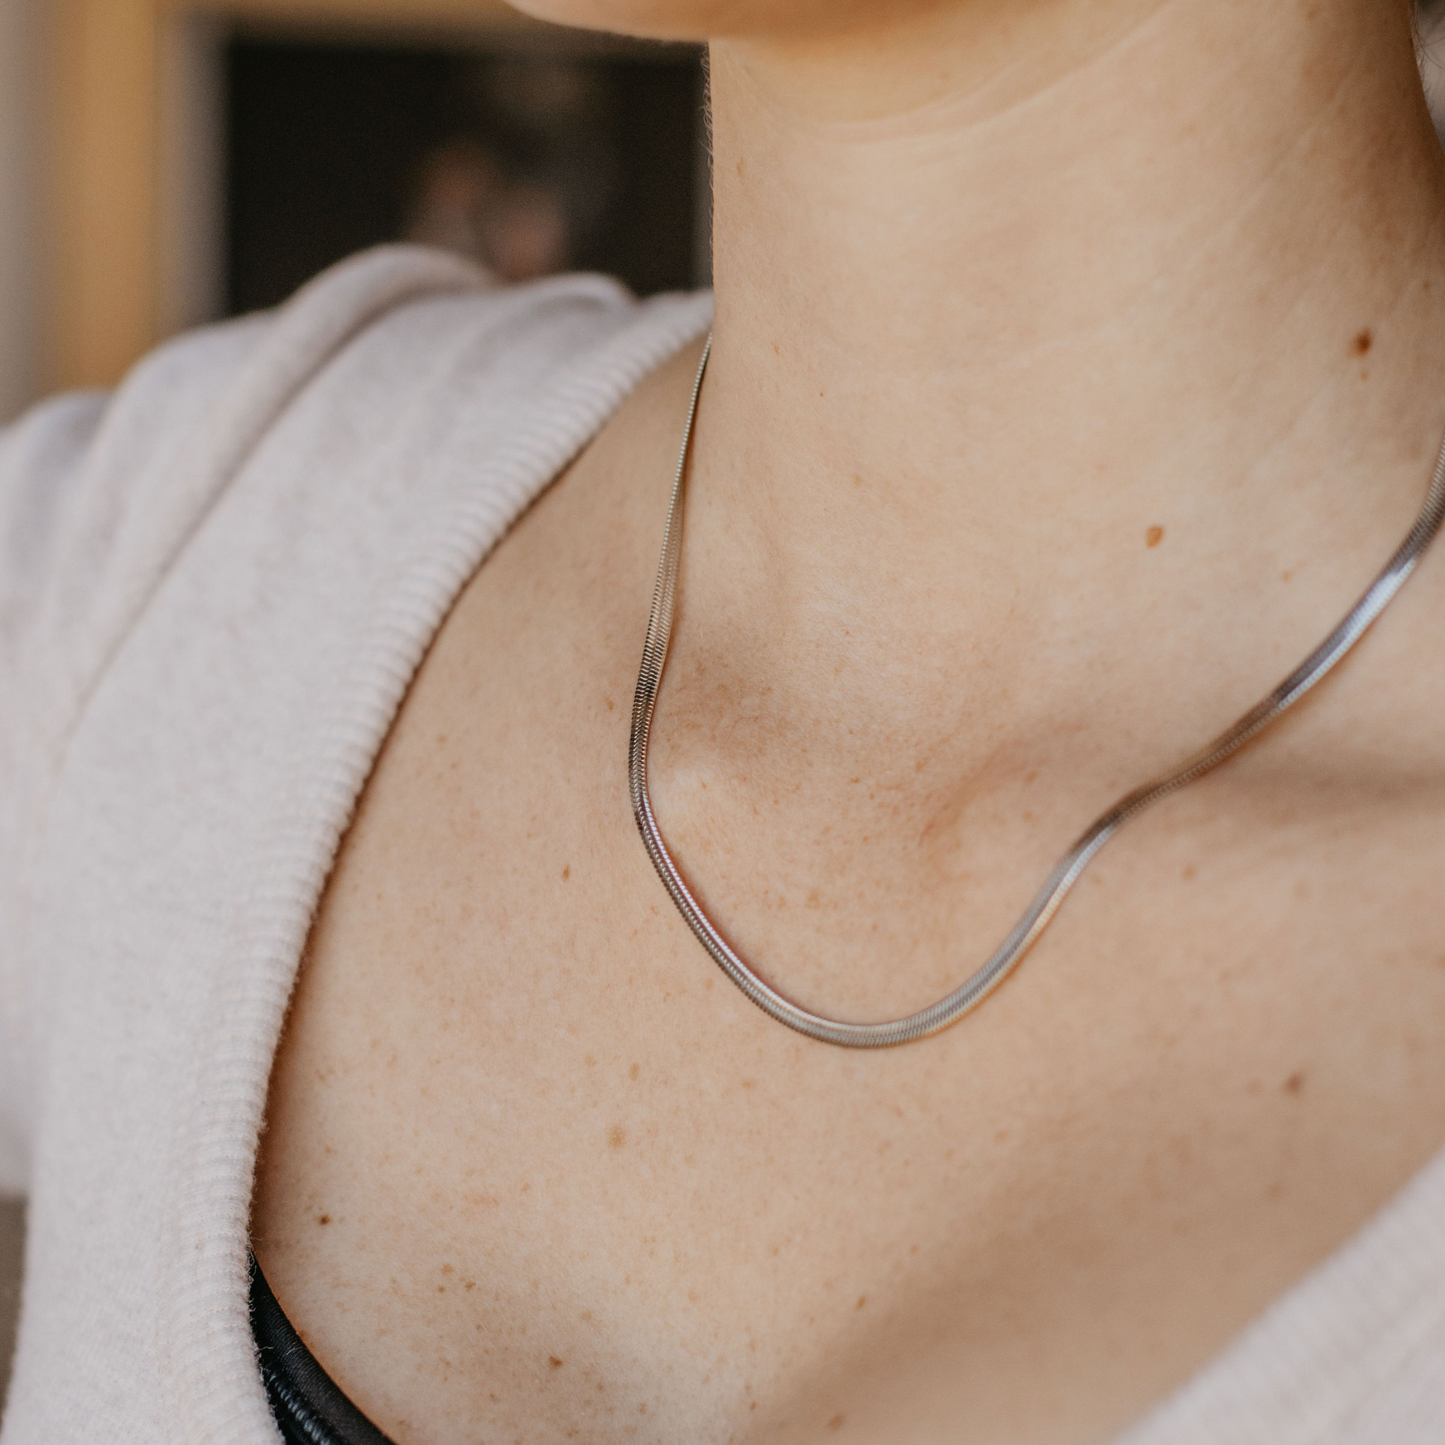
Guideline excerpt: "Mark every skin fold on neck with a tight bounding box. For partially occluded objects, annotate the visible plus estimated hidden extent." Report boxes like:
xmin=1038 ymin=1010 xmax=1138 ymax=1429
xmin=661 ymin=0 xmax=1445 ymax=771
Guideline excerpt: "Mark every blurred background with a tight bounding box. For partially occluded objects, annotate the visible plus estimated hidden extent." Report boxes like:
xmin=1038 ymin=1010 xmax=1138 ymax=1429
xmin=0 ymin=0 xmax=708 ymax=428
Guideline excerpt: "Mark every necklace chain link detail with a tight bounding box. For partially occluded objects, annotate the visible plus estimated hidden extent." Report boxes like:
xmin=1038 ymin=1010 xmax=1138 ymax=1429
xmin=628 ymin=335 xmax=1445 ymax=1048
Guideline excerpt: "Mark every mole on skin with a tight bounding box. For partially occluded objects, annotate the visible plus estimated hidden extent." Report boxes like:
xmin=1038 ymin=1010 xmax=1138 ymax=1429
xmin=1352 ymin=328 xmax=1373 ymax=356
xmin=1145 ymin=525 xmax=1165 ymax=548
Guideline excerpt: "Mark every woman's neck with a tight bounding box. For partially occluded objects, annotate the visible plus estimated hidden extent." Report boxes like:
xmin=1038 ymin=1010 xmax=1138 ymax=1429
xmin=667 ymin=0 xmax=1445 ymax=757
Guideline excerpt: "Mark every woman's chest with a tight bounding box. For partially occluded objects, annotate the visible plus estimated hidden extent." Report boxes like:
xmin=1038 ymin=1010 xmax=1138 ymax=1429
xmin=250 ymin=597 xmax=1445 ymax=1445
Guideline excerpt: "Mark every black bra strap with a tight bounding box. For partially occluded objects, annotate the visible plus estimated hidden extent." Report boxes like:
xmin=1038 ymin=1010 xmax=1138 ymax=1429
xmin=249 ymin=1254 xmax=399 ymax=1445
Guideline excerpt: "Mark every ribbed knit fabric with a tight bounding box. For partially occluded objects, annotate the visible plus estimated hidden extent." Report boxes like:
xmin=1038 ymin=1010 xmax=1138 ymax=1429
xmin=0 ymin=244 xmax=1441 ymax=1443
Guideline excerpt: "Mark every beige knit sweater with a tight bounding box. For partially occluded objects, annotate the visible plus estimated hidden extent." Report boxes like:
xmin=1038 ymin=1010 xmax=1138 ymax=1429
xmin=0 ymin=246 xmax=1440 ymax=1444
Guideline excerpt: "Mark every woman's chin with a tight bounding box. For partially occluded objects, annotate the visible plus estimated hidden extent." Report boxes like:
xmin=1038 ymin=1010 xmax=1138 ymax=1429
xmin=499 ymin=0 xmax=722 ymax=41
xmin=498 ymin=0 xmax=923 ymax=42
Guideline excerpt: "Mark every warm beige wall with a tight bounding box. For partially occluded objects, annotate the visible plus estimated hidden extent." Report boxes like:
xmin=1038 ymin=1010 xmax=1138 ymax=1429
xmin=0 ymin=0 xmax=44 ymax=421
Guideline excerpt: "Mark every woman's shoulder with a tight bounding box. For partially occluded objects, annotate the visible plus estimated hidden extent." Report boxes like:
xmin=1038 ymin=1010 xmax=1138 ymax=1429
xmin=0 ymin=245 xmax=709 ymax=1226
xmin=0 ymin=243 xmax=711 ymax=753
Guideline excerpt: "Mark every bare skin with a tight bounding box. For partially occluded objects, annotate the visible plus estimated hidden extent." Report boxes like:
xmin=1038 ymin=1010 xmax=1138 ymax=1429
xmin=254 ymin=0 xmax=1445 ymax=1441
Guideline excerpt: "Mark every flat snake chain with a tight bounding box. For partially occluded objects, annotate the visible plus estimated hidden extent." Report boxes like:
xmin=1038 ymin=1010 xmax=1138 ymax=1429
xmin=628 ymin=336 xmax=1445 ymax=1048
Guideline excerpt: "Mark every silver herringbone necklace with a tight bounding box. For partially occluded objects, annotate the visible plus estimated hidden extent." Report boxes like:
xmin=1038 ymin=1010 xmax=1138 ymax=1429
xmin=628 ymin=335 xmax=1445 ymax=1048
